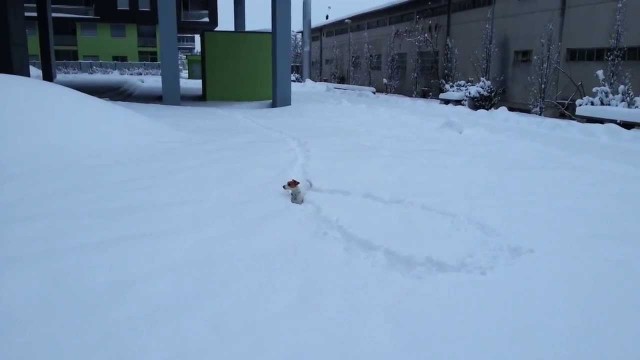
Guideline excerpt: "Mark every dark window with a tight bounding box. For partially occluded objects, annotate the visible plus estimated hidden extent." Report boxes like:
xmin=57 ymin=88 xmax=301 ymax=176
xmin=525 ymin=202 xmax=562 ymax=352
xmin=110 ymin=24 xmax=126 ymax=38
xmin=397 ymin=52 xmax=408 ymax=73
xmin=626 ymin=47 xmax=639 ymax=61
xmin=585 ymin=48 xmax=595 ymax=61
xmin=418 ymin=50 xmax=439 ymax=76
xmin=55 ymin=49 xmax=78 ymax=61
xmin=367 ymin=18 xmax=387 ymax=30
xmin=312 ymin=35 xmax=320 ymax=42
xmin=139 ymin=0 xmax=151 ymax=10
xmin=576 ymin=49 xmax=586 ymax=61
xmin=117 ymin=0 xmax=129 ymax=10
xmin=112 ymin=55 xmax=128 ymax=62
xmin=325 ymin=30 xmax=334 ymax=37
xmin=82 ymin=55 xmax=99 ymax=61
xmin=26 ymin=21 xmax=37 ymax=36
xmin=390 ymin=13 xmax=415 ymax=25
xmin=595 ymin=48 xmax=606 ymax=61
xmin=514 ymin=50 xmax=532 ymax=63
xmin=335 ymin=27 xmax=348 ymax=36
xmin=138 ymin=51 xmax=158 ymax=62
xmin=80 ymin=23 xmax=97 ymax=37
xmin=325 ymin=58 xmax=334 ymax=65
xmin=371 ymin=54 xmax=382 ymax=70
xmin=452 ymin=0 xmax=493 ymax=13
xmin=351 ymin=23 xmax=366 ymax=32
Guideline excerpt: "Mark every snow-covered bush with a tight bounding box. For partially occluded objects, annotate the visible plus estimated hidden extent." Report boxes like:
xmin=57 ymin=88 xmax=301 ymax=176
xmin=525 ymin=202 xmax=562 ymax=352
xmin=577 ymin=70 xmax=639 ymax=109
xmin=465 ymin=78 xmax=500 ymax=110
xmin=440 ymin=80 xmax=470 ymax=94
xmin=117 ymin=67 xmax=161 ymax=76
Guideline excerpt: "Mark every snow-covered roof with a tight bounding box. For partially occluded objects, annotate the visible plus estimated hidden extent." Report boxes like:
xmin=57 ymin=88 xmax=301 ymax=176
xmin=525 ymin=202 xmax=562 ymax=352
xmin=312 ymin=0 xmax=412 ymax=29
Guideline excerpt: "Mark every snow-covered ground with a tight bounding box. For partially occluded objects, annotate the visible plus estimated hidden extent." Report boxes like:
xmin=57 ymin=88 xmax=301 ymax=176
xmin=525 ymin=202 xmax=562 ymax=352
xmin=2 ymin=74 xmax=640 ymax=359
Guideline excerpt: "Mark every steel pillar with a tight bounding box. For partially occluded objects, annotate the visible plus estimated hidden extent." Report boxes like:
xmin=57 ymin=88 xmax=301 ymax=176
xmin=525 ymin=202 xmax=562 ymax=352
xmin=234 ymin=0 xmax=246 ymax=31
xmin=0 ymin=0 xmax=30 ymax=77
xmin=302 ymin=0 xmax=311 ymax=81
xmin=271 ymin=0 xmax=292 ymax=107
xmin=158 ymin=0 xmax=180 ymax=105
xmin=36 ymin=0 xmax=56 ymax=82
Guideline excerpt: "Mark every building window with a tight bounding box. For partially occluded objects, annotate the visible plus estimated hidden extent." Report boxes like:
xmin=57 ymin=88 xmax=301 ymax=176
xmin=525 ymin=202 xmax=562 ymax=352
xmin=117 ymin=0 xmax=129 ymax=10
xmin=139 ymin=0 xmax=151 ymax=10
xmin=370 ymin=54 xmax=382 ymax=70
xmin=565 ymin=47 xmax=640 ymax=62
xmin=367 ymin=18 xmax=387 ymax=30
xmin=82 ymin=55 xmax=99 ymax=61
xmin=312 ymin=35 xmax=320 ymax=42
xmin=397 ymin=52 xmax=408 ymax=74
xmin=418 ymin=50 xmax=439 ymax=76
xmin=335 ymin=27 xmax=348 ymax=36
xmin=80 ymin=23 xmax=97 ymax=37
xmin=110 ymin=24 xmax=126 ymax=38
xmin=26 ymin=21 xmax=37 ymax=36
xmin=625 ymin=47 xmax=639 ymax=61
xmin=112 ymin=56 xmax=128 ymax=62
xmin=390 ymin=12 xmax=415 ymax=25
xmin=452 ymin=0 xmax=493 ymax=13
xmin=138 ymin=51 xmax=158 ymax=62
xmin=29 ymin=54 xmax=39 ymax=61
xmin=417 ymin=6 xmax=448 ymax=19
xmin=55 ymin=49 xmax=79 ymax=61
xmin=351 ymin=23 xmax=365 ymax=32
xmin=325 ymin=58 xmax=334 ymax=65
xmin=514 ymin=50 xmax=532 ymax=63
xmin=324 ymin=30 xmax=334 ymax=38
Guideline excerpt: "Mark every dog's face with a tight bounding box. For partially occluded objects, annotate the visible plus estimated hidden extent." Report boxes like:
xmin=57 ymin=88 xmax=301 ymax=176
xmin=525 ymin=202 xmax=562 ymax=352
xmin=282 ymin=179 xmax=301 ymax=190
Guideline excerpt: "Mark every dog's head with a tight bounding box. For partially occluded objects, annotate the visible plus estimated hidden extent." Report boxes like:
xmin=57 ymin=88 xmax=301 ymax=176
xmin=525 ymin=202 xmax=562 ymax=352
xmin=282 ymin=179 xmax=301 ymax=190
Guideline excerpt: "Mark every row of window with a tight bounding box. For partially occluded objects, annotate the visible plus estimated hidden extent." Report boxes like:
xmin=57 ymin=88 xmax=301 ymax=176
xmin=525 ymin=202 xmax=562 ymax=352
xmin=31 ymin=50 xmax=158 ymax=62
xmin=117 ymin=0 xmax=151 ymax=11
xmin=566 ymin=47 xmax=640 ymax=62
xmin=318 ymin=0 xmax=492 ymax=39
xmin=323 ymin=51 xmax=441 ymax=74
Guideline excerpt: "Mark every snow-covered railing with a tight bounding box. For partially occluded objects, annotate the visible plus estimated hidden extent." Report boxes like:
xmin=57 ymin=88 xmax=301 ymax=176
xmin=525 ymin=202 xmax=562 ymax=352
xmin=576 ymin=106 xmax=640 ymax=126
xmin=316 ymin=82 xmax=376 ymax=94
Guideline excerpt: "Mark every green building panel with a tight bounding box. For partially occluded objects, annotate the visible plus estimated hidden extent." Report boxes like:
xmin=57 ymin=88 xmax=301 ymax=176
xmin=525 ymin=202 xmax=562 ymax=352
xmin=203 ymin=31 xmax=272 ymax=101
xmin=27 ymin=31 xmax=40 ymax=59
xmin=77 ymin=23 xmax=139 ymax=62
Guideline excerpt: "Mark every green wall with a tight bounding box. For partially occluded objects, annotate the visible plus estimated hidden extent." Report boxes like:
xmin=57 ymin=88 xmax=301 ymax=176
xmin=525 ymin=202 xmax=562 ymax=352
xmin=77 ymin=23 xmax=140 ymax=61
xmin=27 ymin=31 xmax=40 ymax=58
xmin=203 ymin=32 xmax=272 ymax=101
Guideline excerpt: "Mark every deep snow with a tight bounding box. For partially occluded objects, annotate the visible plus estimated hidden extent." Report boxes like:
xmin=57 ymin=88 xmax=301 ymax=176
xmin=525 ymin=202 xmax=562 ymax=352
xmin=1 ymin=74 xmax=640 ymax=359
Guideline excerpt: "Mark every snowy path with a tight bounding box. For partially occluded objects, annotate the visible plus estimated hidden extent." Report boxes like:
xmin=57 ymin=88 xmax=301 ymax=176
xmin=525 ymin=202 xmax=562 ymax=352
xmin=2 ymin=76 xmax=640 ymax=360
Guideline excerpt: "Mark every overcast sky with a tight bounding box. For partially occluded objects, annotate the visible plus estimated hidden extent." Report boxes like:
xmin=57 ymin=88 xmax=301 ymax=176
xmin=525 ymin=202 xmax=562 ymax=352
xmin=215 ymin=0 xmax=397 ymax=30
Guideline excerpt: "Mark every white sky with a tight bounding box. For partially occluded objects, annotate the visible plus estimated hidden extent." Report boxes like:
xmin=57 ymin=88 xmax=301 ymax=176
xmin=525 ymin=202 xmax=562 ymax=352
xmin=215 ymin=0 xmax=397 ymax=30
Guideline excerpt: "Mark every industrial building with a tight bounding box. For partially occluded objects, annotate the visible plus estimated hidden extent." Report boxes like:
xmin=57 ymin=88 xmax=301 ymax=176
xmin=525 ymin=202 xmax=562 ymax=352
xmin=311 ymin=0 xmax=640 ymax=110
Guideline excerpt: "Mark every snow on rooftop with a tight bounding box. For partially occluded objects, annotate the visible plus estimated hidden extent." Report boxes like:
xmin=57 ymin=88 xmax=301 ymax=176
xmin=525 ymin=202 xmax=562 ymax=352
xmin=313 ymin=0 xmax=411 ymax=28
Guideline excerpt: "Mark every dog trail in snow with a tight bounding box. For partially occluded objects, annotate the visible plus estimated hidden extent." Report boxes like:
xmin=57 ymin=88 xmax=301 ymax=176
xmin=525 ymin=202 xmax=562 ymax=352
xmin=245 ymin=116 xmax=531 ymax=277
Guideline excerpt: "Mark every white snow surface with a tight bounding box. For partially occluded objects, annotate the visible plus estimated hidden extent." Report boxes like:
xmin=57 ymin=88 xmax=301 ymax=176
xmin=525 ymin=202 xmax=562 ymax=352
xmin=2 ymin=75 xmax=640 ymax=359
xmin=577 ymin=105 xmax=640 ymax=123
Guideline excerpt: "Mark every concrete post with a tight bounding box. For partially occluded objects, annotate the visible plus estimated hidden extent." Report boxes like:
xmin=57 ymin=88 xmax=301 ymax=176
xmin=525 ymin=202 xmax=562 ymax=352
xmin=36 ymin=0 xmax=56 ymax=82
xmin=234 ymin=0 xmax=246 ymax=31
xmin=302 ymin=0 xmax=311 ymax=81
xmin=0 ymin=0 xmax=30 ymax=77
xmin=271 ymin=0 xmax=292 ymax=107
xmin=158 ymin=0 xmax=180 ymax=105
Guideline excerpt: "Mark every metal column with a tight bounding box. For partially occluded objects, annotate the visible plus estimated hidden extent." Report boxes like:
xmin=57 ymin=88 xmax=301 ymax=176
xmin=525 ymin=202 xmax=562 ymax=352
xmin=302 ymin=0 xmax=311 ymax=81
xmin=234 ymin=0 xmax=246 ymax=31
xmin=271 ymin=0 xmax=292 ymax=107
xmin=36 ymin=0 xmax=56 ymax=82
xmin=0 ymin=0 xmax=30 ymax=77
xmin=158 ymin=0 xmax=180 ymax=105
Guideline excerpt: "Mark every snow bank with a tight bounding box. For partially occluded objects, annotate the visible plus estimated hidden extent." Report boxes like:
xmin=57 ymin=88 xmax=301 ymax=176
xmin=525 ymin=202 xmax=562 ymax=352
xmin=2 ymin=73 xmax=640 ymax=360
xmin=577 ymin=105 xmax=640 ymax=123
xmin=29 ymin=65 xmax=41 ymax=79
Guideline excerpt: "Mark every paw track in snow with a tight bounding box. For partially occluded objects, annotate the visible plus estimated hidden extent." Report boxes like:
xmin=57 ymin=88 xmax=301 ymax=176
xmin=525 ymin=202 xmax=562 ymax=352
xmin=244 ymin=116 xmax=532 ymax=277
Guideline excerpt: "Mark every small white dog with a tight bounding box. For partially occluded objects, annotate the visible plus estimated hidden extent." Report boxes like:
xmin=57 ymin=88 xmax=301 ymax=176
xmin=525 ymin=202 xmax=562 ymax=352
xmin=282 ymin=179 xmax=312 ymax=204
